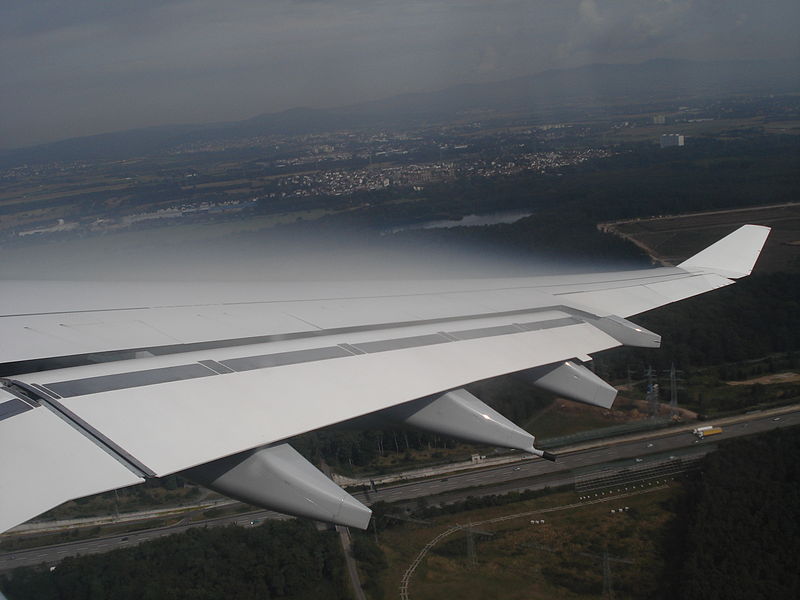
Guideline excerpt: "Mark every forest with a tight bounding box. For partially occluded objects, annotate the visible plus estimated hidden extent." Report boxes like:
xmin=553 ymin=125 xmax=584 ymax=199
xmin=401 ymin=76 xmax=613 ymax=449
xmin=7 ymin=428 xmax=795 ymax=600
xmin=659 ymin=426 xmax=800 ymax=599
xmin=315 ymin=134 xmax=800 ymax=235
xmin=0 ymin=521 xmax=348 ymax=600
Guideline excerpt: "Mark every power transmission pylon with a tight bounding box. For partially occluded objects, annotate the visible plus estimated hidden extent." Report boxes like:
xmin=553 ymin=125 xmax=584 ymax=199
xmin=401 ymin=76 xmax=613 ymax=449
xmin=665 ymin=363 xmax=685 ymax=419
xmin=576 ymin=547 xmax=632 ymax=599
xmin=601 ymin=549 xmax=614 ymax=600
xmin=526 ymin=542 xmax=632 ymax=597
xmin=669 ymin=363 xmax=678 ymax=417
xmin=463 ymin=523 xmax=493 ymax=568
xmin=645 ymin=365 xmax=659 ymax=418
xmin=466 ymin=525 xmax=477 ymax=568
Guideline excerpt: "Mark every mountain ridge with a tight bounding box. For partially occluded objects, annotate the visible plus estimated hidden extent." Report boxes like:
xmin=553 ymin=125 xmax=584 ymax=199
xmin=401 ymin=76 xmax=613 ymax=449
xmin=2 ymin=57 xmax=798 ymax=166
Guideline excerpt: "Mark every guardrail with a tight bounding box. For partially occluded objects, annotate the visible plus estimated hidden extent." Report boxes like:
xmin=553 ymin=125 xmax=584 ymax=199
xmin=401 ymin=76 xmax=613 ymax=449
xmin=575 ymin=454 xmax=704 ymax=493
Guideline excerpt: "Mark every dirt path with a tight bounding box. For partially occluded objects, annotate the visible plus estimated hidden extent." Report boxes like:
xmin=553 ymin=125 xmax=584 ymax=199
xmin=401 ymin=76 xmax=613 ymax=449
xmin=726 ymin=372 xmax=800 ymax=386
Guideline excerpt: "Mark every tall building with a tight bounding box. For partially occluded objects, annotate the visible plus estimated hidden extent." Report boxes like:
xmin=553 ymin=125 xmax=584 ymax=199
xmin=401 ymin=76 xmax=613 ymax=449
xmin=660 ymin=134 xmax=684 ymax=148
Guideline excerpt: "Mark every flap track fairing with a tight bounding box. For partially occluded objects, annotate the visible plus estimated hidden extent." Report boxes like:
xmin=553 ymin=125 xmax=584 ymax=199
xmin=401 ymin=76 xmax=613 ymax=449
xmin=183 ymin=443 xmax=371 ymax=529
xmin=521 ymin=360 xmax=618 ymax=409
xmin=385 ymin=388 xmax=542 ymax=455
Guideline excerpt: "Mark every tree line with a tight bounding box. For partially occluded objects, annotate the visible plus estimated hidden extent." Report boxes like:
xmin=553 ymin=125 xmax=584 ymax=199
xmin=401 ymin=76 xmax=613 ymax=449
xmin=658 ymin=426 xmax=800 ymax=599
xmin=0 ymin=521 xmax=348 ymax=600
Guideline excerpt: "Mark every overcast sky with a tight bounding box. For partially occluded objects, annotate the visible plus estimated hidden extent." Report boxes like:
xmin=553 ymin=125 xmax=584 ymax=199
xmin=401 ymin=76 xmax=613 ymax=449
xmin=1 ymin=0 xmax=798 ymax=149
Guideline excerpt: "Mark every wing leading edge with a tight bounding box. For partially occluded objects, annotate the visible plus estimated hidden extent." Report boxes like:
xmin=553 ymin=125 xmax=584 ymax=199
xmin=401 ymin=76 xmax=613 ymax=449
xmin=0 ymin=225 xmax=770 ymax=533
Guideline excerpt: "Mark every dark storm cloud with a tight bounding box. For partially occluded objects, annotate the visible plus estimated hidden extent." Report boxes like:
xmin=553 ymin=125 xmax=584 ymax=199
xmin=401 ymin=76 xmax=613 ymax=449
xmin=1 ymin=0 xmax=797 ymax=148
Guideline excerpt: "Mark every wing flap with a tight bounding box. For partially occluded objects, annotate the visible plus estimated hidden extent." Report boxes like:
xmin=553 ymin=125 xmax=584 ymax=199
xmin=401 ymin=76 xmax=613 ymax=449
xmin=18 ymin=322 xmax=620 ymax=477
xmin=0 ymin=388 xmax=143 ymax=534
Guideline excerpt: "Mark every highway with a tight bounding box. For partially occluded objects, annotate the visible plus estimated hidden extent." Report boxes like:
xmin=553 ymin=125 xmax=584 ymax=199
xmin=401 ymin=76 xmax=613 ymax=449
xmin=1 ymin=408 xmax=797 ymax=573
xmin=0 ymin=511 xmax=290 ymax=573
xmin=356 ymin=408 xmax=800 ymax=505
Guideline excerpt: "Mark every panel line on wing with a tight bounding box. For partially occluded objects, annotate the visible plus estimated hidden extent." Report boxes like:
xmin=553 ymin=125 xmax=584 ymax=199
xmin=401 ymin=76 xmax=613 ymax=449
xmin=29 ymin=309 xmax=615 ymax=399
xmin=39 ymin=395 xmax=157 ymax=478
xmin=352 ymin=333 xmax=450 ymax=353
xmin=220 ymin=346 xmax=352 ymax=372
xmin=0 ymin=398 xmax=33 ymax=421
xmin=198 ymin=359 xmax=235 ymax=374
xmin=517 ymin=317 xmax=584 ymax=331
xmin=45 ymin=363 xmax=218 ymax=398
xmin=2 ymin=378 xmax=156 ymax=479
xmin=6 ymin=285 xmax=667 ymax=365
xmin=446 ymin=324 xmax=522 ymax=340
xmin=1 ymin=268 xmax=691 ymax=319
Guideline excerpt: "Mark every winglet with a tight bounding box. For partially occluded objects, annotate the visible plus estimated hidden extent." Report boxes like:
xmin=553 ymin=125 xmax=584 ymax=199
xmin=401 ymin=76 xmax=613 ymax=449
xmin=678 ymin=224 xmax=770 ymax=279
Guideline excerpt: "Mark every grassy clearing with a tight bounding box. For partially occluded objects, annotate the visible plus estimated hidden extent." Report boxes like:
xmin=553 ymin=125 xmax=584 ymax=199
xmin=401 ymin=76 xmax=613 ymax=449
xmin=374 ymin=485 xmax=679 ymax=600
xmin=600 ymin=116 xmax=780 ymax=143
xmin=521 ymin=395 xmax=647 ymax=440
xmin=608 ymin=203 xmax=800 ymax=270
xmin=0 ymin=207 xmax=338 ymax=264
xmin=522 ymin=404 xmax=615 ymax=439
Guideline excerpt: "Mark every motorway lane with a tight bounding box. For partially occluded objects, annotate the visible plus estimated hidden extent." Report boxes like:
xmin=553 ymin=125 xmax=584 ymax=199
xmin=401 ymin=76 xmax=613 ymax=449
xmin=357 ymin=410 xmax=800 ymax=505
xmin=0 ymin=511 xmax=288 ymax=572
xmin=2 ymin=409 xmax=797 ymax=572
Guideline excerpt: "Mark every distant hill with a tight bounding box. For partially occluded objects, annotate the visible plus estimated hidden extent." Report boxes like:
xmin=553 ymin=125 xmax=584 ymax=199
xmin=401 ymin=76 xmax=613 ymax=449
xmin=344 ymin=57 xmax=800 ymax=119
xmin=2 ymin=57 xmax=798 ymax=167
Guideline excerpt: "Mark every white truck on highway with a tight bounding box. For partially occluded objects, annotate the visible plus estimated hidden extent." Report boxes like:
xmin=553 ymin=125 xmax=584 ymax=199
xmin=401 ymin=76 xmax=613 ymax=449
xmin=693 ymin=426 xmax=723 ymax=439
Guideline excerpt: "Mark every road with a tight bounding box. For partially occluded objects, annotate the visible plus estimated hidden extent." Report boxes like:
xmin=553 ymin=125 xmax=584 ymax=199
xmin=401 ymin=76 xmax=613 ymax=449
xmin=1 ymin=409 xmax=797 ymax=573
xmin=355 ymin=409 xmax=799 ymax=505
xmin=0 ymin=511 xmax=288 ymax=573
xmin=336 ymin=525 xmax=367 ymax=600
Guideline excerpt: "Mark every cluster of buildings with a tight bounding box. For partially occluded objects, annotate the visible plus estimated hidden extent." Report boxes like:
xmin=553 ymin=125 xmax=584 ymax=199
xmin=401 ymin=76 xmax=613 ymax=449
xmin=4 ymin=143 xmax=617 ymax=243
xmin=660 ymin=134 xmax=685 ymax=148
xmin=259 ymin=149 xmax=613 ymax=201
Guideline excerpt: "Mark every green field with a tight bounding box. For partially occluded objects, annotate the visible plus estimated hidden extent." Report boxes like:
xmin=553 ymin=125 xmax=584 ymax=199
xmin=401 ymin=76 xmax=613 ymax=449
xmin=370 ymin=485 xmax=679 ymax=600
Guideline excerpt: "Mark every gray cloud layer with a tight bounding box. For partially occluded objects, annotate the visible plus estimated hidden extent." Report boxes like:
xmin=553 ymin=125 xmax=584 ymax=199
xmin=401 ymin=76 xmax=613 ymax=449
xmin=1 ymin=0 xmax=798 ymax=148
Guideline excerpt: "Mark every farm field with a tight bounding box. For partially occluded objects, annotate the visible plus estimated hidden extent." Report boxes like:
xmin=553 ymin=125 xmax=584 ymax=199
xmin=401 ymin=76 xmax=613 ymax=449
xmin=602 ymin=202 xmax=800 ymax=272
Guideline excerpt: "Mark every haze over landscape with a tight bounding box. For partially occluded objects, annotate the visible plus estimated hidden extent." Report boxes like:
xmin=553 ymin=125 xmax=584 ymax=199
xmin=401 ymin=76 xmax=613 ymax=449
xmin=1 ymin=2 xmax=800 ymax=599
xmin=2 ymin=0 xmax=799 ymax=149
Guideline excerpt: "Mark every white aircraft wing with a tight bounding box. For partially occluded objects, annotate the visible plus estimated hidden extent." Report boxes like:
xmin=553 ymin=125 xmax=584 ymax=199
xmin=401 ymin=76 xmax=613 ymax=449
xmin=0 ymin=225 xmax=769 ymax=532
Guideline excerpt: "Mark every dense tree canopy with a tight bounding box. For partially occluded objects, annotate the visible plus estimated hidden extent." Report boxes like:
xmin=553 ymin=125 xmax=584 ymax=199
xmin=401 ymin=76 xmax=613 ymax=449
xmin=660 ymin=427 xmax=800 ymax=599
xmin=0 ymin=521 xmax=348 ymax=600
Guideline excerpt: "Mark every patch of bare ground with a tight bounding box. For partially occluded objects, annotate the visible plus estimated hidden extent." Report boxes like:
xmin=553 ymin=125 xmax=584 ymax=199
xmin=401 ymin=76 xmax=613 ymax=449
xmin=726 ymin=372 xmax=800 ymax=386
xmin=599 ymin=202 xmax=800 ymax=272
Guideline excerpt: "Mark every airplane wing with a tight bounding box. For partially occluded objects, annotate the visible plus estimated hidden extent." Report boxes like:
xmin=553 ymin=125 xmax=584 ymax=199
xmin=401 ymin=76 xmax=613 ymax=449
xmin=0 ymin=225 xmax=770 ymax=532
